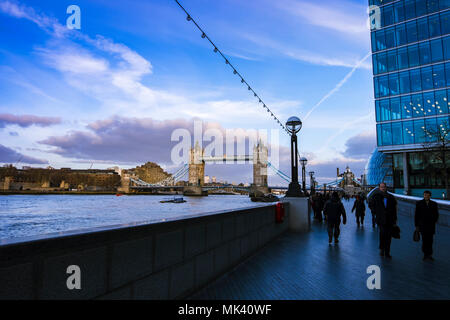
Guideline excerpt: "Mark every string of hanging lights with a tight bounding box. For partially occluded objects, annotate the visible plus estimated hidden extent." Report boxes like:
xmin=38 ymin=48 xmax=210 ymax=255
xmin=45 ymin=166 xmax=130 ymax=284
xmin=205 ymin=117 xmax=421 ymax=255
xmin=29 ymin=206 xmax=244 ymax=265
xmin=174 ymin=0 xmax=290 ymax=135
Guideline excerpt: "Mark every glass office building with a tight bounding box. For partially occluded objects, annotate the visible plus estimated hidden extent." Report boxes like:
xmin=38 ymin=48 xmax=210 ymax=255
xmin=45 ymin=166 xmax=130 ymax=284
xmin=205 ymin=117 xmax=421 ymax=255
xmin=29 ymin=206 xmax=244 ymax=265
xmin=370 ymin=0 xmax=450 ymax=197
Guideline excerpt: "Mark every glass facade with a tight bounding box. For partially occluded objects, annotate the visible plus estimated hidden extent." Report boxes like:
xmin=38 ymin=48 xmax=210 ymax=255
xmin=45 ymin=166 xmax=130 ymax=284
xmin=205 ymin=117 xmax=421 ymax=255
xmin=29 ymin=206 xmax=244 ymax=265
xmin=372 ymin=0 xmax=450 ymax=146
xmin=364 ymin=148 xmax=394 ymax=186
xmin=370 ymin=0 xmax=450 ymax=196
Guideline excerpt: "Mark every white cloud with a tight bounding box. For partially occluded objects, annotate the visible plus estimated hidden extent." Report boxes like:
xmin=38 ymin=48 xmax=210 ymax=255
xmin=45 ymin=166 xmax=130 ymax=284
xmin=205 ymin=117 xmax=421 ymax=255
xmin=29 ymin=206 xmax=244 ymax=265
xmin=276 ymin=0 xmax=368 ymax=37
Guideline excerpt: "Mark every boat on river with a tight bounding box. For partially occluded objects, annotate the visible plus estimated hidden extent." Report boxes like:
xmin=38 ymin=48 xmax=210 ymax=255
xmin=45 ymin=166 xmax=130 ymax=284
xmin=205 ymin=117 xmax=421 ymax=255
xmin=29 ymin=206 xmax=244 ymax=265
xmin=160 ymin=196 xmax=186 ymax=203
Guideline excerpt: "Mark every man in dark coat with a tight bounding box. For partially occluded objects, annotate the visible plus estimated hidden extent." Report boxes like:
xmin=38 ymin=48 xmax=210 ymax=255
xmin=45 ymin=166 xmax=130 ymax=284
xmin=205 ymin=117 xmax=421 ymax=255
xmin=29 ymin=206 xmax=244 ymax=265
xmin=323 ymin=192 xmax=347 ymax=244
xmin=369 ymin=182 xmax=397 ymax=258
xmin=351 ymin=195 xmax=366 ymax=227
xmin=415 ymin=190 xmax=439 ymax=261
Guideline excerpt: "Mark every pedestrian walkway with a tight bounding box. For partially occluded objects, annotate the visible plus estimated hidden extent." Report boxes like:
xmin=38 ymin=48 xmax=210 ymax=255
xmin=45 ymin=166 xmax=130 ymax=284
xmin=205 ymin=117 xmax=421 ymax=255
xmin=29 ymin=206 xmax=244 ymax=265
xmin=190 ymin=200 xmax=450 ymax=299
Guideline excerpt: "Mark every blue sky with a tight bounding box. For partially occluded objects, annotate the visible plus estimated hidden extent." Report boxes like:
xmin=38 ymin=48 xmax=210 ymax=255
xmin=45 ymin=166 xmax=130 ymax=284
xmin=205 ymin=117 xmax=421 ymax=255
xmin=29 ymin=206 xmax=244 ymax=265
xmin=0 ymin=0 xmax=376 ymax=184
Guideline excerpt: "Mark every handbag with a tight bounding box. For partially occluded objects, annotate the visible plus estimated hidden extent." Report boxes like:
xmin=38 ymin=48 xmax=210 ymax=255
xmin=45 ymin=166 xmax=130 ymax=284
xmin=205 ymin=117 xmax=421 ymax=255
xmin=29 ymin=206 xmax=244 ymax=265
xmin=413 ymin=230 xmax=421 ymax=242
xmin=392 ymin=225 xmax=401 ymax=239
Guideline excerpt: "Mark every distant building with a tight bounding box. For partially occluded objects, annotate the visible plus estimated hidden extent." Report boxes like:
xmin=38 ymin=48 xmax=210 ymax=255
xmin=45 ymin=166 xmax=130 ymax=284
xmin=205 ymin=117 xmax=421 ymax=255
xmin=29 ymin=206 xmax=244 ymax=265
xmin=204 ymin=175 xmax=210 ymax=184
xmin=212 ymin=176 xmax=217 ymax=183
xmin=337 ymin=166 xmax=362 ymax=195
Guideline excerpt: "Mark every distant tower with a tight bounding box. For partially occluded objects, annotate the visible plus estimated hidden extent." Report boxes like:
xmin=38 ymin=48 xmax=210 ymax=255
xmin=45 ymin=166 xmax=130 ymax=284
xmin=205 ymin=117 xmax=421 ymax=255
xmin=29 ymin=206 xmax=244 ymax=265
xmin=189 ymin=141 xmax=205 ymax=186
xmin=253 ymin=139 xmax=268 ymax=187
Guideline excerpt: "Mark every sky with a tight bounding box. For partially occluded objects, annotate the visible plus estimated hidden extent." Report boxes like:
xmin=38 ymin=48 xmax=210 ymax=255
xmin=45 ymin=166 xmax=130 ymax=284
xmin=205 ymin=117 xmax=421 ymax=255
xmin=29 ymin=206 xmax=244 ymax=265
xmin=0 ymin=0 xmax=377 ymax=185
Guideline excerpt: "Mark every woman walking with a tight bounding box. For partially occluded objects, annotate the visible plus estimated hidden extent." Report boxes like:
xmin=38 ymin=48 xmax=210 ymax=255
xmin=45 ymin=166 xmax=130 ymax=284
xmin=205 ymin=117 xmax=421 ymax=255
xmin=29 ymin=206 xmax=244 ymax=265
xmin=352 ymin=195 xmax=366 ymax=227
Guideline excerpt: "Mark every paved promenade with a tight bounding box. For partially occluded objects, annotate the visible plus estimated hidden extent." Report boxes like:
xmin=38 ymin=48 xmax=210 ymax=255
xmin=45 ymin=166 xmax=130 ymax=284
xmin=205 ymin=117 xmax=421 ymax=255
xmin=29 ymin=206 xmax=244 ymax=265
xmin=191 ymin=200 xmax=450 ymax=299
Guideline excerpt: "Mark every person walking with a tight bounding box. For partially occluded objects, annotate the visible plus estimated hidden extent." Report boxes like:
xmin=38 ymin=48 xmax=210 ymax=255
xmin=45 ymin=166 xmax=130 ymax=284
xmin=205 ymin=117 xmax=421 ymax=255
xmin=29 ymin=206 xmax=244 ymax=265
xmin=415 ymin=191 xmax=439 ymax=261
xmin=352 ymin=195 xmax=366 ymax=227
xmin=323 ymin=191 xmax=347 ymax=244
xmin=368 ymin=188 xmax=382 ymax=228
xmin=316 ymin=193 xmax=324 ymax=222
xmin=369 ymin=182 xmax=397 ymax=258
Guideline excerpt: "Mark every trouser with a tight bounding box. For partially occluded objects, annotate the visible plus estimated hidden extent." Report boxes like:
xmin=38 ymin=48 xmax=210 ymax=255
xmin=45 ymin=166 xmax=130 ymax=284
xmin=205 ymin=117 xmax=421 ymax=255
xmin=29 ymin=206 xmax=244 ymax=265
xmin=356 ymin=215 xmax=364 ymax=225
xmin=328 ymin=223 xmax=340 ymax=240
xmin=421 ymin=232 xmax=434 ymax=257
xmin=379 ymin=225 xmax=393 ymax=254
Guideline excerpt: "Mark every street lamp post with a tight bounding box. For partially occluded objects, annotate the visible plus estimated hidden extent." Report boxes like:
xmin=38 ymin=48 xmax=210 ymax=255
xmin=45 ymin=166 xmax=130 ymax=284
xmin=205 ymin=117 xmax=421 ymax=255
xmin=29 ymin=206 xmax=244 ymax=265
xmin=300 ymin=157 xmax=307 ymax=194
xmin=285 ymin=116 xmax=304 ymax=197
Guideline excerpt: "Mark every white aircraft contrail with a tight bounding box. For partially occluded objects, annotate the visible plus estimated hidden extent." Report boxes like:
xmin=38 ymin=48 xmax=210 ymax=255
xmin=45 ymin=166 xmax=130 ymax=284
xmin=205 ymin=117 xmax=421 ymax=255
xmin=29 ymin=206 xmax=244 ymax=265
xmin=303 ymin=51 xmax=372 ymax=121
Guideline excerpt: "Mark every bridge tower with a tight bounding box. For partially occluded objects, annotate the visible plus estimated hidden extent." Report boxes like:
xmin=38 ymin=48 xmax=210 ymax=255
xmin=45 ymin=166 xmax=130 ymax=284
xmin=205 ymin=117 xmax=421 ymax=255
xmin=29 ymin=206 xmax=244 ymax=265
xmin=188 ymin=141 xmax=205 ymax=186
xmin=251 ymin=140 xmax=269 ymax=196
xmin=184 ymin=141 xmax=207 ymax=196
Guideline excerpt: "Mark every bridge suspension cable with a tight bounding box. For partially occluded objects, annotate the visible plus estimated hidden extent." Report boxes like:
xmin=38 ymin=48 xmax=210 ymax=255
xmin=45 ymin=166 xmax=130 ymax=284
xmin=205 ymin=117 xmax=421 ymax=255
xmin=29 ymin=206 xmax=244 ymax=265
xmin=267 ymin=162 xmax=291 ymax=183
xmin=174 ymin=0 xmax=289 ymax=135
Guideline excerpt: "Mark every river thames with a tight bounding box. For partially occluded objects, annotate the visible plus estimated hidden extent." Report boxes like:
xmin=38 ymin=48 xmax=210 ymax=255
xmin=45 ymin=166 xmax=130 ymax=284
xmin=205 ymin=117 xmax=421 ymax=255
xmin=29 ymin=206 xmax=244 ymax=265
xmin=0 ymin=194 xmax=268 ymax=241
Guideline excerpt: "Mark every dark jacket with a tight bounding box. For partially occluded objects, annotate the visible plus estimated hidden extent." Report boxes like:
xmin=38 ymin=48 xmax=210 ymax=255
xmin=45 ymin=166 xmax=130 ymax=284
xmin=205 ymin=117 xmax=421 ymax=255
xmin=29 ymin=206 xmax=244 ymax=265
xmin=369 ymin=192 xmax=397 ymax=226
xmin=415 ymin=199 xmax=439 ymax=234
xmin=323 ymin=198 xmax=347 ymax=225
xmin=352 ymin=199 xmax=366 ymax=216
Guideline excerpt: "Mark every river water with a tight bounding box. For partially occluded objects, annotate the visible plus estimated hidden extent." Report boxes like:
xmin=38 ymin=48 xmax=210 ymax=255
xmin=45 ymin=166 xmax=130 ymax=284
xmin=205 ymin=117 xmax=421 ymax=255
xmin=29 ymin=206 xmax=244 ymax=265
xmin=0 ymin=194 xmax=268 ymax=241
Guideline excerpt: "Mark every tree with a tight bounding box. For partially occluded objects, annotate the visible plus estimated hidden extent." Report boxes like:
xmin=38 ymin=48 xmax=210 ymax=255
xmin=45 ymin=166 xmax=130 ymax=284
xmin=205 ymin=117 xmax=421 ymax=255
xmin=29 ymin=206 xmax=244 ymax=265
xmin=421 ymin=119 xmax=450 ymax=199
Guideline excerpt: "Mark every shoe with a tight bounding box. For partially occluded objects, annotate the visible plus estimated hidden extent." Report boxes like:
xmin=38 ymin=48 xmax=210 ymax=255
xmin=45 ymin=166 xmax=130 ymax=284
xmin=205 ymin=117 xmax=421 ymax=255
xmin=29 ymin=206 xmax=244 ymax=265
xmin=334 ymin=239 xmax=339 ymax=244
xmin=385 ymin=253 xmax=392 ymax=258
xmin=379 ymin=250 xmax=384 ymax=256
xmin=429 ymin=256 xmax=434 ymax=261
xmin=328 ymin=237 xmax=332 ymax=244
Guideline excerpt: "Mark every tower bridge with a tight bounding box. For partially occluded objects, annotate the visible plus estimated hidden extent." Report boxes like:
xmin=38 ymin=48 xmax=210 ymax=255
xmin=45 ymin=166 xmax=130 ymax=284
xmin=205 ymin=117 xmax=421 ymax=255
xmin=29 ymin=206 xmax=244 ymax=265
xmin=121 ymin=140 xmax=292 ymax=195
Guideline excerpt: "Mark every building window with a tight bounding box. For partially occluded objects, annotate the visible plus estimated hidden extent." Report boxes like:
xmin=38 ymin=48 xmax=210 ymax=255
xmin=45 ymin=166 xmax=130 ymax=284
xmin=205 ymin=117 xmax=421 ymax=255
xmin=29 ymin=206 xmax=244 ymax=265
xmin=394 ymin=2 xmax=405 ymax=23
xmin=435 ymin=89 xmax=448 ymax=114
xmin=385 ymin=27 xmax=396 ymax=49
xmin=399 ymin=70 xmax=411 ymax=94
xmin=382 ymin=123 xmax=393 ymax=145
xmin=419 ymin=41 xmax=432 ymax=65
xmin=403 ymin=120 xmax=415 ymax=144
xmin=414 ymin=119 xmax=427 ymax=143
xmin=393 ymin=153 xmax=404 ymax=188
xmin=402 ymin=95 xmax=414 ymax=118
xmin=405 ymin=0 xmax=416 ymax=21
xmin=398 ymin=47 xmax=409 ymax=70
xmin=421 ymin=66 xmax=434 ymax=90
xmin=443 ymin=36 xmax=450 ymax=59
xmin=376 ymin=29 xmax=386 ymax=51
xmin=383 ymin=4 xmax=395 ymax=27
xmin=389 ymin=73 xmax=400 ymax=95
xmin=392 ymin=121 xmax=404 ymax=145
xmin=410 ymin=68 xmax=422 ymax=92
xmin=387 ymin=50 xmax=398 ymax=72
xmin=407 ymin=21 xmax=418 ymax=43
xmin=381 ymin=98 xmax=391 ymax=121
xmin=423 ymin=91 xmax=437 ymax=116
xmin=391 ymin=97 xmax=402 ymax=120
xmin=425 ymin=117 xmax=438 ymax=141
xmin=428 ymin=13 xmax=441 ymax=38
xmin=417 ymin=17 xmax=430 ymax=40
xmin=412 ymin=93 xmax=425 ymax=117
xmin=430 ymin=38 xmax=444 ymax=61
xmin=378 ymin=52 xmax=387 ymax=74
xmin=433 ymin=63 xmax=446 ymax=88
xmin=440 ymin=10 xmax=450 ymax=34
xmin=379 ymin=75 xmax=390 ymax=97
xmin=408 ymin=44 xmax=420 ymax=67
xmin=440 ymin=0 xmax=450 ymax=10
xmin=396 ymin=24 xmax=408 ymax=47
